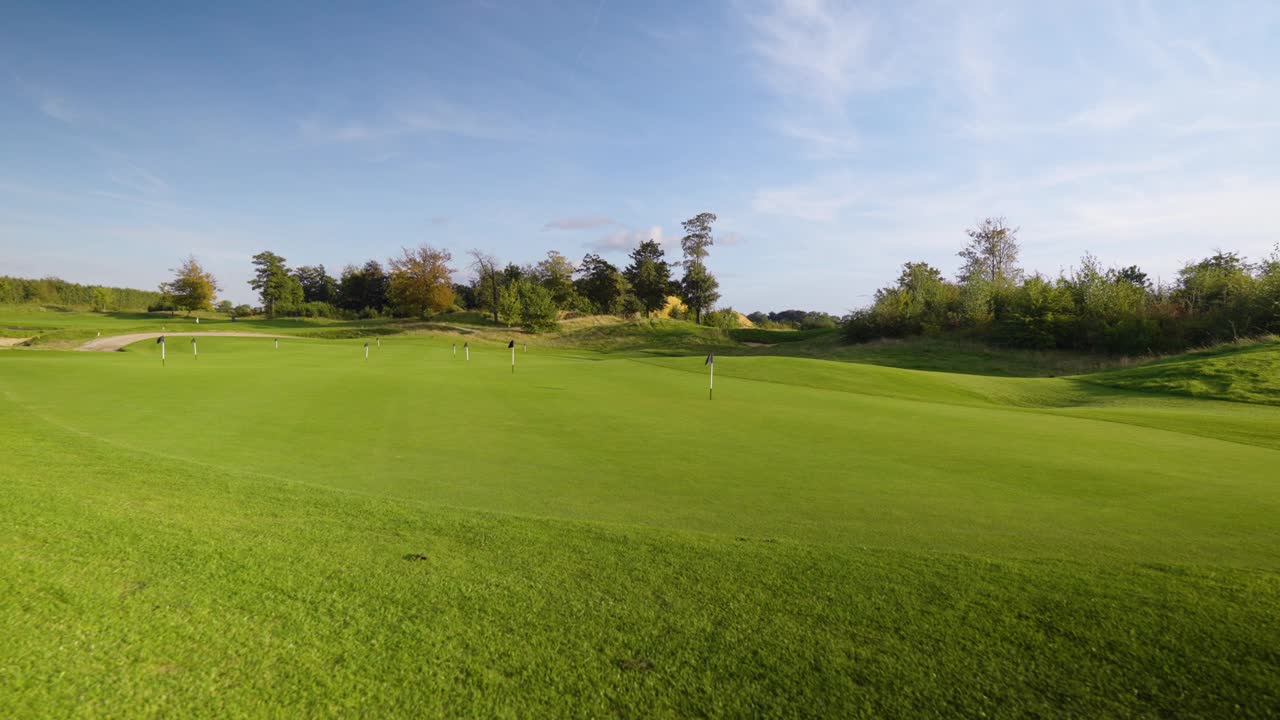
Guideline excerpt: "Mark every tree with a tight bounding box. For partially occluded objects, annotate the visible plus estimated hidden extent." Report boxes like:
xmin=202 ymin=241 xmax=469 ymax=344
xmin=91 ymin=286 xmax=113 ymax=312
xmin=468 ymin=250 xmax=501 ymax=323
xmin=249 ymin=251 xmax=302 ymax=317
xmin=958 ymin=217 xmax=1022 ymax=286
xmin=680 ymin=212 xmax=717 ymax=265
xmin=680 ymin=262 xmax=720 ymax=324
xmin=678 ymin=212 xmax=720 ymax=323
xmin=387 ymin=245 xmax=455 ymax=318
xmin=293 ymin=265 xmax=338 ymax=304
xmin=216 ymin=300 xmax=234 ymax=314
xmin=1111 ymin=265 xmax=1151 ymax=292
xmin=624 ymin=239 xmax=671 ymax=317
xmin=532 ymin=251 xmax=578 ymax=309
xmin=337 ymin=261 xmax=389 ymax=313
xmin=161 ymin=255 xmax=219 ymax=314
xmin=516 ymin=278 xmax=558 ymax=332
xmin=576 ymin=253 xmax=631 ymax=314
xmin=497 ymin=282 xmax=522 ymax=326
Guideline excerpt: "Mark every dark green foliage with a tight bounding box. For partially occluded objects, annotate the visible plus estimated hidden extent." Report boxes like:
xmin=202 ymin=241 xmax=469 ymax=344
xmin=0 ymin=276 xmax=164 ymax=310
xmin=575 ymin=253 xmax=631 ymax=314
xmin=249 ymin=251 xmax=303 ymax=317
xmin=337 ymin=261 xmax=390 ymax=314
xmin=680 ymin=262 xmax=720 ymax=325
xmin=848 ymin=242 xmax=1280 ymax=355
xmin=293 ymin=264 xmax=338 ymax=304
xmin=624 ymin=239 xmax=672 ymax=317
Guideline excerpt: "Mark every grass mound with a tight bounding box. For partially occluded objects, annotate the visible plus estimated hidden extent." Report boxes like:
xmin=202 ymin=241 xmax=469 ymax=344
xmin=729 ymin=327 xmax=838 ymax=344
xmin=1083 ymin=337 xmax=1280 ymax=405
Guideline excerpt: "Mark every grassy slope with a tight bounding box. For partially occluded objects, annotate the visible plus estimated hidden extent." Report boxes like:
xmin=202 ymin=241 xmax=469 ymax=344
xmin=0 ymin=305 xmax=403 ymax=348
xmin=1083 ymin=337 xmax=1280 ymax=405
xmin=2 ymin=336 xmax=1279 ymax=716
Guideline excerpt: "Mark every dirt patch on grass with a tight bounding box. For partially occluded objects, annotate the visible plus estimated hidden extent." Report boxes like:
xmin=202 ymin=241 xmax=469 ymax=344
xmin=77 ymin=332 xmax=290 ymax=352
xmin=0 ymin=337 xmax=31 ymax=347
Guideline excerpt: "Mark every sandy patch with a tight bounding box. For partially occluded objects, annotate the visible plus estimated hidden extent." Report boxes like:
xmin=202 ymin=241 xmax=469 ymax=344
xmin=77 ymin=332 xmax=290 ymax=352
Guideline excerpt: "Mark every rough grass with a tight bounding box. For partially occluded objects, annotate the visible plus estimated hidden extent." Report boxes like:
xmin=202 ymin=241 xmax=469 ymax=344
xmin=1084 ymin=336 xmax=1280 ymax=405
xmin=1 ymin=336 xmax=1278 ymax=716
xmin=728 ymin=327 xmax=839 ymax=344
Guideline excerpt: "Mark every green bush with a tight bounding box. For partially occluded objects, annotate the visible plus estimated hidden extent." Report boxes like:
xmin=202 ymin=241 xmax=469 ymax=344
xmin=701 ymin=308 xmax=741 ymax=330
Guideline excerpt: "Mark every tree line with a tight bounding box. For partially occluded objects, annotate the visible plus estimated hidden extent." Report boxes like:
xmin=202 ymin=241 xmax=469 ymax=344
xmin=846 ymin=217 xmax=1280 ymax=354
xmin=0 ymin=276 xmax=166 ymax=311
xmin=222 ymin=211 xmax=729 ymax=331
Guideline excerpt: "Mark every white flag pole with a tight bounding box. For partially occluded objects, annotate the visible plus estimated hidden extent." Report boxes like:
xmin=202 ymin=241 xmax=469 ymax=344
xmin=161 ymin=338 xmax=166 ymax=367
xmin=511 ymin=345 xmax=515 ymax=374
xmin=192 ymin=338 xmax=197 ymax=360
xmin=709 ymin=362 xmax=714 ymax=401
xmin=364 ymin=342 xmax=369 ymax=361
xmin=465 ymin=343 xmax=470 ymax=361
xmin=453 ymin=343 xmax=457 ymax=357
xmin=274 ymin=338 xmax=279 ymax=350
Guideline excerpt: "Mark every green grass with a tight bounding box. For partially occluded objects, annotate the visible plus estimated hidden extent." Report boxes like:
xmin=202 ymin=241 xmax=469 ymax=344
xmin=1084 ymin=336 xmax=1280 ymax=405
xmin=0 ymin=305 xmax=404 ymax=348
xmin=728 ymin=327 xmax=839 ymax=344
xmin=2 ymin=327 xmax=1279 ymax=716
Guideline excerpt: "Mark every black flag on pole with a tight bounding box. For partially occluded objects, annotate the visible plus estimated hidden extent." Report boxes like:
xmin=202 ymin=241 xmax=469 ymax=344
xmin=706 ymin=353 xmax=714 ymax=400
xmin=508 ymin=340 xmax=515 ymax=349
xmin=156 ymin=336 xmax=164 ymax=344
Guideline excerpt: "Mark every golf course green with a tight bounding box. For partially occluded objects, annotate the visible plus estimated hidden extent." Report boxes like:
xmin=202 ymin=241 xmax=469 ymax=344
xmin=2 ymin=324 xmax=1278 ymax=717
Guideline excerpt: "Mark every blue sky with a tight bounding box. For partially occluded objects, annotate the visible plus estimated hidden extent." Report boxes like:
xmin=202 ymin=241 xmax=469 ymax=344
xmin=3 ymin=1 xmax=1278 ymax=311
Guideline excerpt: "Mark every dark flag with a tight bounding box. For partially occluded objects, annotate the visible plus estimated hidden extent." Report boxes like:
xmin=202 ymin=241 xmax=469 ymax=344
xmin=508 ymin=340 xmax=515 ymax=373
xmin=156 ymin=336 xmax=164 ymax=344
xmin=706 ymin=353 xmax=714 ymax=399
xmin=508 ymin=340 xmax=515 ymax=349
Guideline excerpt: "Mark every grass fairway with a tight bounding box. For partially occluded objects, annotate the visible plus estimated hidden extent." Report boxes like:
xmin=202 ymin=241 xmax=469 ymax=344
xmin=2 ymin=333 xmax=1279 ymax=717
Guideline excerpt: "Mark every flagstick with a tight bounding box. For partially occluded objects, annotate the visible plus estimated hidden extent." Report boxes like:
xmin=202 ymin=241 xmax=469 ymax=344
xmin=161 ymin=339 xmax=166 ymax=367
xmin=511 ymin=345 xmax=515 ymax=374
xmin=709 ymin=362 xmax=713 ymax=400
xmin=192 ymin=338 xmax=197 ymax=360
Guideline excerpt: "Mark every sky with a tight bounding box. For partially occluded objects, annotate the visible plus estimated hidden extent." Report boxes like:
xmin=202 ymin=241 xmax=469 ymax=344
xmin=2 ymin=0 xmax=1279 ymax=312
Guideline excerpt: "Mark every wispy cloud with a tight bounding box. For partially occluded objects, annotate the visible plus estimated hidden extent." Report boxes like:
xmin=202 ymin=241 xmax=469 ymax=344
xmin=744 ymin=0 xmax=898 ymax=107
xmin=544 ymin=216 xmax=616 ymax=231
xmin=300 ymin=100 xmax=521 ymax=144
xmin=11 ymin=73 xmax=82 ymax=123
xmin=587 ymin=225 xmax=664 ymax=253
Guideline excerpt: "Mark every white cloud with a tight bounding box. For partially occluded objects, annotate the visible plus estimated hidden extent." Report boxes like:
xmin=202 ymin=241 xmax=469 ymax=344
xmin=544 ymin=216 xmax=617 ymax=231
xmin=588 ymin=225 xmax=664 ymax=253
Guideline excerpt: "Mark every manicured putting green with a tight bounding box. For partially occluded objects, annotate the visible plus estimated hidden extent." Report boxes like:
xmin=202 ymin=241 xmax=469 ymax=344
xmin=2 ymin=334 xmax=1278 ymax=717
